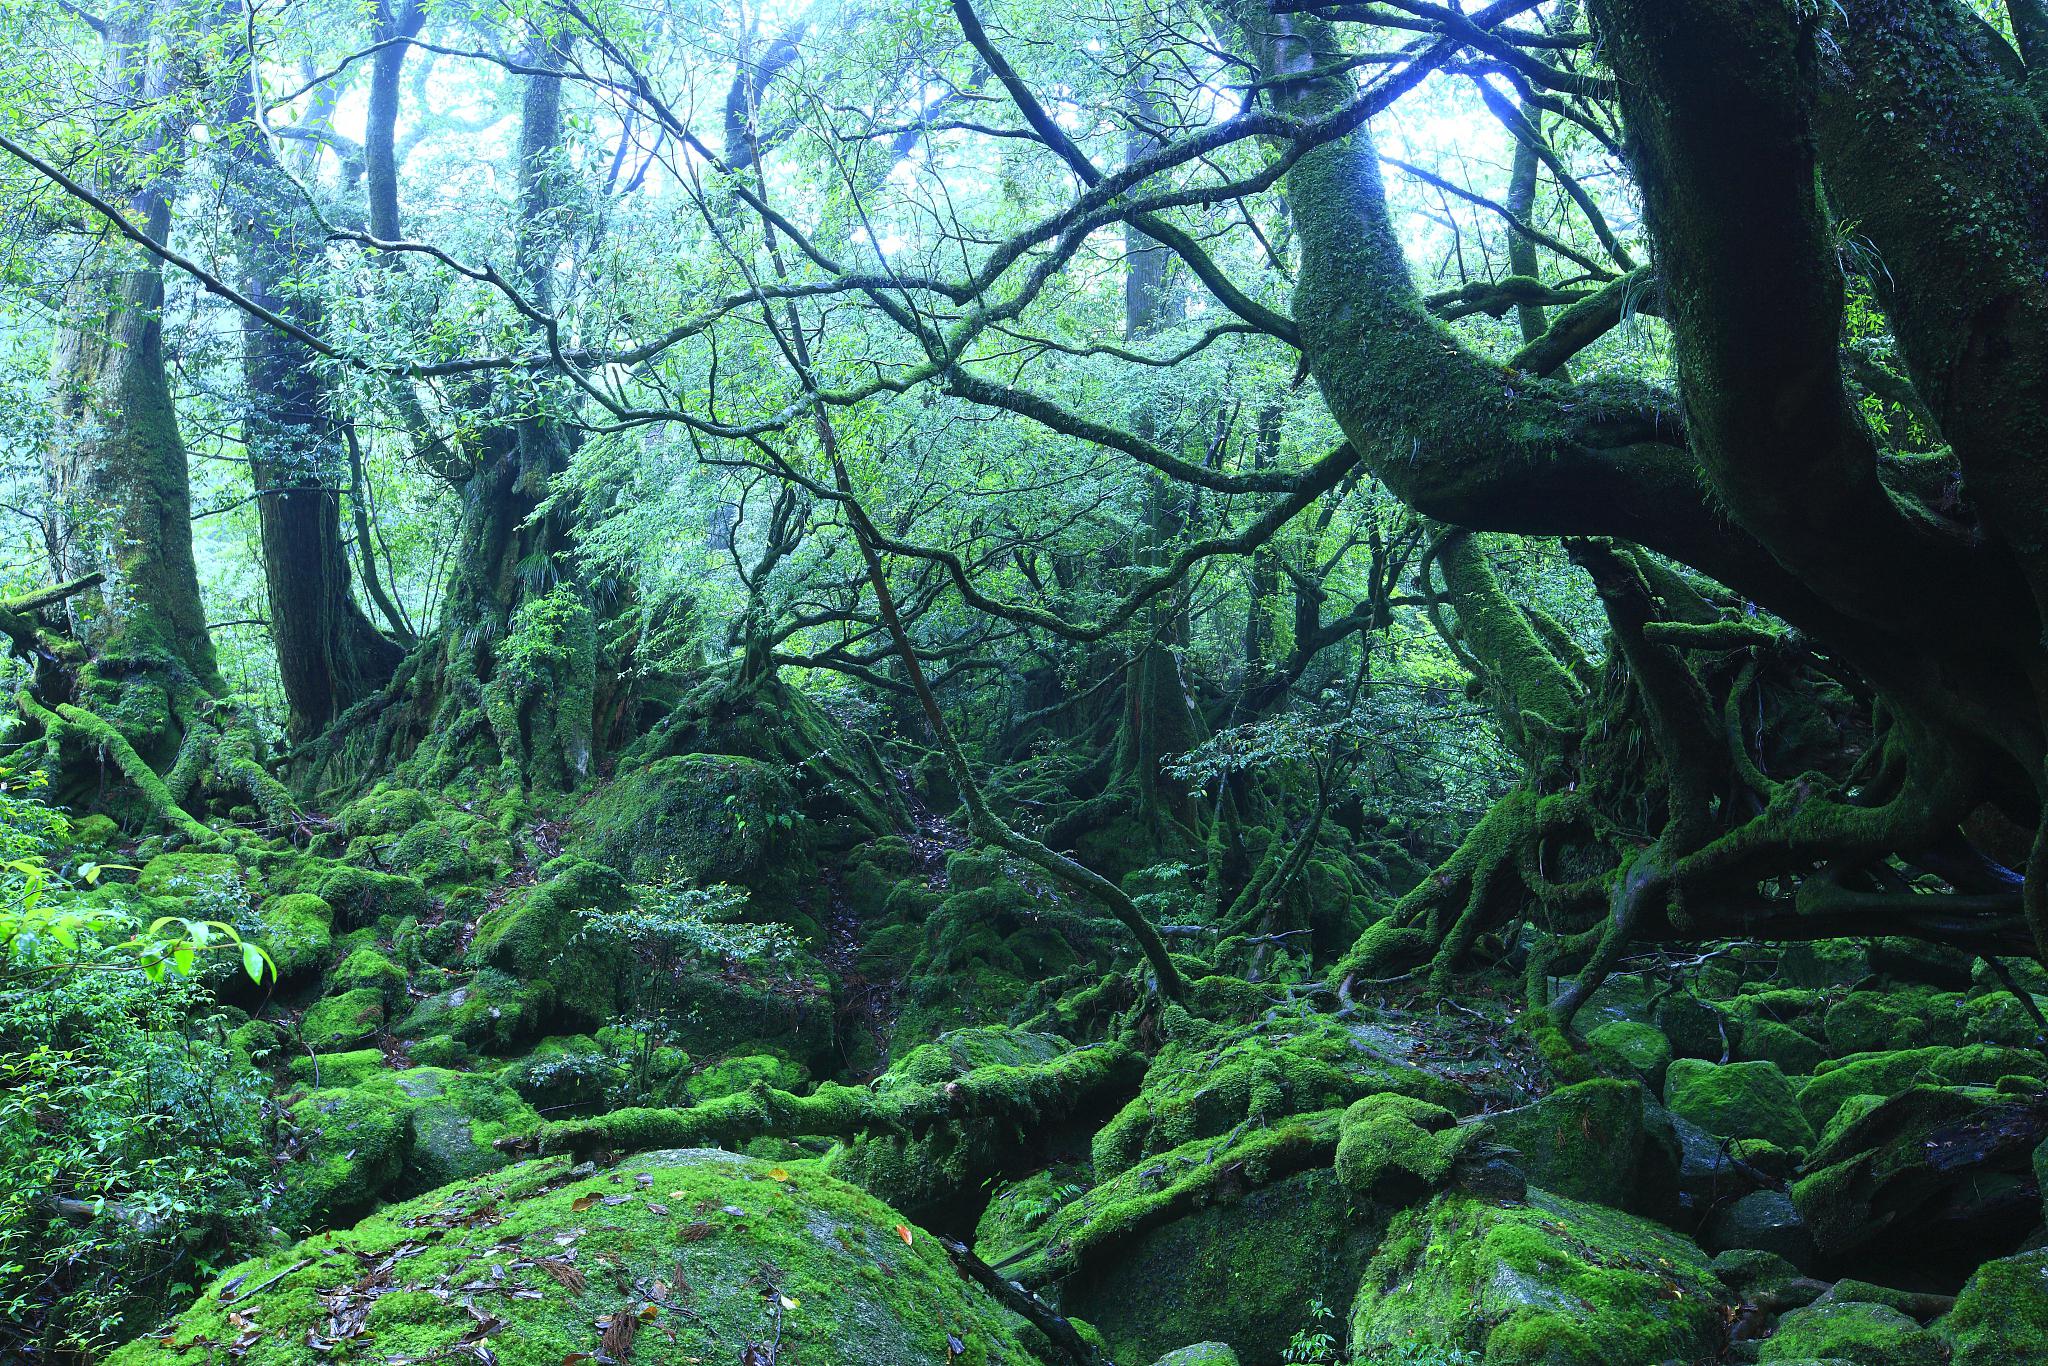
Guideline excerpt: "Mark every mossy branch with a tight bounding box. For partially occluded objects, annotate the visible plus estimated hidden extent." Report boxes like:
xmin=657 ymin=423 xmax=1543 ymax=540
xmin=528 ymin=1040 xmax=1142 ymax=1158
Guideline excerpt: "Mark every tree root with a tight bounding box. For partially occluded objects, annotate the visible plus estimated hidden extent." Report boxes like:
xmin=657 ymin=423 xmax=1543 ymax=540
xmin=521 ymin=1040 xmax=1143 ymax=1159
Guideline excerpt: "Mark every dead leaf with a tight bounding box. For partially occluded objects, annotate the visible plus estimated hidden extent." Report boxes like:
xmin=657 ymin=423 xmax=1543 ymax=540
xmin=767 ymin=1167 xmax=791 ymax=1182
xmin=536 ymin=1259 xmax=587 ymax=1293
xmin=570 ymin=1195 xmax=601 ymax=1213
xmin=599 ymin=1303 xmax=638 ymax=1362
xmin=895 ymin=1225 xmax=914 ymax=1246
xmin=681 ymin=1222 xmax=716 ymax=1242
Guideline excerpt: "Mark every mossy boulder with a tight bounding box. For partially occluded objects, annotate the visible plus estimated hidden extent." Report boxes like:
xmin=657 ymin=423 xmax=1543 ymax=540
xmin=1760 ymin=1299 xmax=1944 ymax=1365
xmin=688 ymin=1052 xmax=807 ymax=1102
xmin=1797 ymin=1043 xmax=2048 ymax=1130
xmin=1663 ymin=1058 xmax=1814 ymax=1152
xmin=1653 ymin=993 xmax=1739 ymax=1060
xmin=1090 ymin=1007 xmax=1464 ymax=1181
xmin=285 ymin=1085 xmax=410 ymax=1227
xmin=509 ymin=1035 xmax=626 ymax=1113
xmin=1739 ymin=1017 xmax=1830 ymax=1077
xmin=1822 ymin=989 xmax=1962 ymax=1056
xmin=467 ymin=856 xmax=626 ymax=1022
xmin=136 ymin=851 xmax=243 ymax=899
xmin=306 ymin=863 xmax=431 ymax=927
xmin=1053 ymin=1117 xmax=1386 ymax=1366
xmin=1349 ymin=1187 xmax=1729 ymax=1365
xmin=1792 ymin=1084 xmax=2048 ymax=1273
xmin=287 ymin=1047 xmax=388 ymax=1088
xmin=1146 ymin=1347 xmax=1239 ymax=1366
xmin=253 ymin=892 xmax=333 ymax=982
xmin=380 ymin=1066 xmax=541 ymax=1190
xmin=396 ymin=968 xmax=545 ymax=1052
xmin=1483 ymin=1078 xmax=1677 ymax=1213
xmin=329 ymin=945 xmax=407 ymax=1006
xmin=384 ymin=811 xmax=514 ymax=887
xmin=1941 ymin=1246 xmax=2048 ymax=1364
xmin=1335 ymin=1093 xmax=1475 ymax=1202
xmin=106 ymin=1149 xmax=1043 ymax=1366
xmin=1585 ymin=1018 xmax=1672 ymax=1087
xmin=300 ymin=987 xmax=386 ymax=1051
xmin=337 ymin=785 xmax=435 ymax=840
xmin=570 ymin=753 xmax=813 ymax=917
xmin=1702 ymin=1189 xmax=1816 ymax=1269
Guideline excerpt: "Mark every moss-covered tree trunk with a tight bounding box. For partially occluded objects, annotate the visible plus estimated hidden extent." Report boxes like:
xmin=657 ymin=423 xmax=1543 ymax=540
xmin=222 ymin=83 xmax=405 ymax=741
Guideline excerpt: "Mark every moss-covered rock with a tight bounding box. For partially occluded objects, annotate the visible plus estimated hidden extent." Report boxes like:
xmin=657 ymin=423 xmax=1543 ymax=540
xmin=395 ymin=968 xmax=545 ymax=1052
xmin=106 ymin=1149 xmax=1042 ymax=1366
xmin=1482 ymin=1078 xmax=1674 ymax=1212
xmin=1940 ymin=1246 xmax=2048 ymax=1365
xmin=974 ymin=1164 xmax=1092 ymax=1269
xmin=1792 ymin=1084 xmax=2048 ymax=1272
xmin=285 ymin=1085 xmax=410 ymax=1227
xmin=1738 ymin=1016 xmax=1830 ymax=1076
xmin=383 ymin=811 xmax=515 ymax=887
xmin=1145 ymin=1346 xmax=1239 ymax=1366
xmin=1051 ymin=1115 xmax=1384 ymax=1366
xmin=1760 ymin=1298 xmax=1944 ymax=1365
xmin=337 ymin=784 xmax=435 ymax=841
xmin=252 ymin=892 xmax=333 ymax=982
xmin=1349 ymin=1187 xmax=1729 ymax=1365
xmin=1090 ymin=1007 xmax=1465 ymax=1181
xmin=380 ymin=1066 xmax=540 ymax=1190
xmin=1797 ymin=1043 xmax=2048 ymax=1130
xmin=1653 ymin=992 xmax=1739 ymax=1060
xmin=1702 ymin=1189 xmax=1815 ymax=1269
xmin=466 ymin=856 xmax=629 ymax=1025
xmin=286 ymin=1047 xmax=388 ymax=1088
xmin=300 ymin=987 xmax=386 ymax=1051
xmin=1585 ymin=1018 xmax=1672 ymax=1087
xmin=509 ymin=1034 xmax=626 ymax=1113
xmin=1663 ymin=1058 xmax=1814 ymax=1152
xmin=136 ymin=851 xmax=243 ymax=898
xmin=306 ymin=863 xmax=431 ymax=926
xmin=1335 ymin=1092 xmax=1475 ymax=1202
xmin=329 ymin=945 xmax=407 ymax=1006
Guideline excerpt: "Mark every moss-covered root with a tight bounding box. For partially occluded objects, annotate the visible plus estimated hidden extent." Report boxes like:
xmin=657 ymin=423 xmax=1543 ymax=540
xmin=19 ymin=692 xmax=214 ymax=843
xmin=533 ymin=1039 xmax=1142 ymax=1158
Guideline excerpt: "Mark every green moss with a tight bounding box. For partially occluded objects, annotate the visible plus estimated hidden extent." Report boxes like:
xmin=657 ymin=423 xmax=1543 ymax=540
xmin=1334 ymin=1093 xmax=1475 ymax=1201
xmin=337 ymin=784 xmax=435 ymax=840
xmin=395 ymin=968 xmax=545 ymax=1052
xmin=1482 ymin=1078 xmax=1664 ymax=1208
xmin=284 ymin=1085 xmax=409 ymax=1228
xmin=1046 ymin=1115 xmax=1383 ymax=1364
xmin=689 ymin=1052 xmax=807 ymax=1102
xmin=1350 ymin=1188 xmax=1727 ymax=1365
xmin=383 ymin=811 xmax=515 ymax=887
xmin=1663 ymin=1058 xmax=1814 ymax=1152
xmin=254 ymin=892 xmax=333 ymax=981
xmin=1738 ymin=1017 xmax=1829 ymax=1076
xmin=1822 ymin=988 xmax=1963 ymax=1055
xmin=298 ymin=862 xmax=430 ymax=927
xmin=1145 ymin=1346 xmax=1239 ymax=1366
xmin=107 ymin=1150 xmax=1039 ymax=1366
xmin=135 ymin=850 xmax=243 ymax=898
xmin=301 ymin=987 xmax=386 ymax=1051
xmin=1585 ymin=1018 xmax=1673 ymax=1086
xmin=466 ymin=855 xmax=625 ymax=1022
xmin=1797 ymin=1043 xmax=2048 ymax=1129
xmin=1760 ymin=1299 xmax=1944 ymax=1365
xmin=973 ymin=1163 xmax=1090 ymax=1268
xmin=329 ymin=945 xmax=407 ymax=1006
xmin=65 ymin=812 xmax=120 ymax=848
xmin=1090 ymin=1007 xmax=1463 ymax=1181
xmin=1941 ymin=1247 xmax=2048 ymax=1365
xmin=286 ymin=1047 xmax=388 ymax=1088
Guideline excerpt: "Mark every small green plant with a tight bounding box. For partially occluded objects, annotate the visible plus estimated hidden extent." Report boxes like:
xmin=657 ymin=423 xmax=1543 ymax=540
xmin=1284 ymin=1296 xmax=1340 ymax=1365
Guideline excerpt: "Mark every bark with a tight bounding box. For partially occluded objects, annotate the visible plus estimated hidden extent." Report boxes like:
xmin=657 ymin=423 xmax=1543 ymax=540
xmin=222 ymin=79 xmax=405 ymax=740
xmin=43 ymin=3 xmax=216 ymax=694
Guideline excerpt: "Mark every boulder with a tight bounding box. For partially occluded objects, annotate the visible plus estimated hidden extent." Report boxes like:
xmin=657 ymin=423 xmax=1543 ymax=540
xmin=1664 ymin=1058 xmax=1814 ymax=1152
xmin=1792 ymin=1084 xmax=2048 ymax=1279
xmin=107 ymin=1149 xmax=1042 ymax=1366
xmin=1482 ymin=1078 xmax=1676 ymax=1213
xmin=1585 ymin=1019 xmax=1673 ymax=1087
xmin=1760 ymin=1298 xmax=1944 ymax=1365
xmin=1349 ymin=1187 xmax=1730 ymax=1365
xmin=1940 ymin=1246 xmax=2048 ymax=1365
xmin=1702 ymin=1189 xmax=1816 ymax=1270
